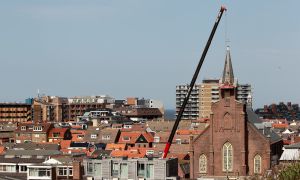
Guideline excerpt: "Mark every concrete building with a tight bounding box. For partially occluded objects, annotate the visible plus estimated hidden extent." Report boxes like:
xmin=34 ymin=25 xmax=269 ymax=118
xmin=0 ymin=103 xmax=32 ymax=122
xmin=83 ymin=158 xmax=178 ymax=180
xmin=199 ymin=79 xmax=220 ymax=118
xmin=32 ymin=96 xmax=69 ymax=123
xmin=176 ymin=84 xmax=200 ymax=120
xmin=68 ymin=95 xmax=114 ymax=121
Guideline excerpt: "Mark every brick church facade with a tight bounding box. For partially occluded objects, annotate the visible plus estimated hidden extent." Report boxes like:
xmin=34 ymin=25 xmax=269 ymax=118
xmin=189 ymin=47 xmax=283 ymax=178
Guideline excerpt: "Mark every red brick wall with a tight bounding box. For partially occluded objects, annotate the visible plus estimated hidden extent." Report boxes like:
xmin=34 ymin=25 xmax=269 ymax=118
xmin=191 ymin=88 xmax=277 ymax=178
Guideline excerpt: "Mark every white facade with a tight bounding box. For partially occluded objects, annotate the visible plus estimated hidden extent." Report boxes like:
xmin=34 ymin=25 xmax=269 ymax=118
xmin=68 ymin=95 xmax=115 ymax=104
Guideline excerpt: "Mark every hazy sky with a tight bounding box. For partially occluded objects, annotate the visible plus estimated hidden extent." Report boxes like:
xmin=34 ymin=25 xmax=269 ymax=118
xmin=0 ymin=1 xmax=299 ymax=109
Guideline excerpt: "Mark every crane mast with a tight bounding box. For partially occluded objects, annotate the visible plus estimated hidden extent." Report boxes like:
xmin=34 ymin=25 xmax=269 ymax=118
xmin=162 ymin=6 xmax=227 ymax=159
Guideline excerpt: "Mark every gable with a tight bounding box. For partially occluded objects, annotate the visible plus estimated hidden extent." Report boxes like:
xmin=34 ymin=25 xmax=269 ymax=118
xmin=136 ymin=134 xmax=148 ymax=143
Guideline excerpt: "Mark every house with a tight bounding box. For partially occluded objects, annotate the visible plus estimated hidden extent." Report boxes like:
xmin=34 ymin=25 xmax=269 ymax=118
xmin=70 ymin=129 xmax=86 ymax=142
xmin=118 ymin=131 xmax=154 ymax=148
xmin=83 ymin=126 xmax=101 ymax=144
xmin=48 ymin=127 xmax=72 ymax=143
xmin=98 ymin=128 xmax=120 ymax=144
xmin=27 ymin=157 xmax=82 ymax=180
xmin=15 ymin=123 xmax=53 ymax=143
xmin=0 ymin=156 xmax=46 ymax=179
xmin=61 ymin=142 xmax=93 ymax=156
xmin=83 ymin=157 xmax=178 ymax=180
xmin=0 ymin=123 xmax=16 ymax=144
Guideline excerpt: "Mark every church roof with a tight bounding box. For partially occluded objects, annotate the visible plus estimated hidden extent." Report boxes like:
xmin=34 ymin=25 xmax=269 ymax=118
xmin=246 ymin=108 xmax=282 ymax=144
xmin=221 ymin=46 xmax=234 ymax=85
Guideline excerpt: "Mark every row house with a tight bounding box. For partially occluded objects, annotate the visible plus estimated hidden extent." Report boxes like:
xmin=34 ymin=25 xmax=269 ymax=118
xmin=0 ymin=123 xmax=16 ymax=144
xmin=0 ymin=155 xmax=82 ymax=180
xmin=83 ymin=158 xmax=178 ymax=180
xmin=15 ymin=123 xmax=52 ymax=143
xmin=118 ymin=131 xmax=154 ymax=148
xmin=48 ymin=127 xmax=72 ymax=143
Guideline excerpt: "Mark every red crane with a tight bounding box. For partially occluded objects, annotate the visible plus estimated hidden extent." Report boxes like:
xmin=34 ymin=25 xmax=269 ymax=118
xmin=162 ymin=6 xmax=227 ymax=159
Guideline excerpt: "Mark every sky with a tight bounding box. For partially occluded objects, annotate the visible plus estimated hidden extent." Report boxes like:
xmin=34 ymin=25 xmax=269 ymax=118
xmin=0 ymin=1 xmax=299 ymax=109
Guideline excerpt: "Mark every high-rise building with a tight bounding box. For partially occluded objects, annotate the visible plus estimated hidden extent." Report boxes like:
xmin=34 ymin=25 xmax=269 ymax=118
xmin=199 ymin=79 xmax=220 ymax=118
xmin=176 ymin=84 xmax=200 ymax=120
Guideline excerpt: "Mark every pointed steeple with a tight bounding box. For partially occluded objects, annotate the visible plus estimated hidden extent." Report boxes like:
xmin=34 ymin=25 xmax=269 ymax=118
xmin=221 ymin=46 xmax=234 ymax=85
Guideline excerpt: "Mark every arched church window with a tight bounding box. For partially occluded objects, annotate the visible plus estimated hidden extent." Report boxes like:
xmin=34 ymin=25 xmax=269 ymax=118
xmin=199 ymin=154 xmax=207 ymax=173
xmin=254 ymin=154 xmax=262 ymax=174
xmin=223 ymin=142 xmax=233 ymax=172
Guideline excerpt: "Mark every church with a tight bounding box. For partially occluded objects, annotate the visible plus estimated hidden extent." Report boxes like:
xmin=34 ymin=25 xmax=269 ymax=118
xmin=189 ymin=47 xmax=283 ymax=178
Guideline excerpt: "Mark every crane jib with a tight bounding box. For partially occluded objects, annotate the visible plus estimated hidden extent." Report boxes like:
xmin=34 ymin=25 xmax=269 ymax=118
xmin=162 ymin=6 xmax=227 ymax=159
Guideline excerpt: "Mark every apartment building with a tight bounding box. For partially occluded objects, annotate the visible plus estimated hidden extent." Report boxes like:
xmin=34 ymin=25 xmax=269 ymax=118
xmin=199 ymin=79 xmax=220 ymax=118
xmin=176 ymin=84 xmax=200 ymax=120
xmin=32 ymin=96 xmax=69 ymax=123
xmin=83 ymin=158 xmax=178 ymax=180
xmin=0 ymin=103 xmax=32 ymax=122
xmin=68 ymin=95 xmax=114 ymax=121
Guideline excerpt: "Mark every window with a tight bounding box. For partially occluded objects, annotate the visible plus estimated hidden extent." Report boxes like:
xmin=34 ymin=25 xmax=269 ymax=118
xmin=34 ymin=134 xmax=39 ymax=138
xmin=28 ymin=168 xmax=51 ymax=177
xmin=123 ymin=136 xmax=130 ymax=141
xmin=154 ymin=137 xmax=160 ymax=143
xmin=223 ymin=142 xmax=233 ymax=172
xmin=102 ymin=135 xmax=110 ymax=140
xmin=91 ymin=134 xmax=97 ymax=139
xmin=199 ymin=154 xmax=207 ymax=173
xmin=0 ymin=165 xmax=16 ymax=172
xmin=146 ymin=150 xmax=154 ymax=155
xmin=77 ymin=135 xmax=84 ymax=138
xmin=175 ymin=139 xmax=181 ymax=144
xmin=20 ymin=166 xmax=27 ymax=172
xmin=137 ymin=163 xmax=153 ymax=178
xmin=21 ymin=126 xmax=26 ymax=131
xmin=87 ymin=162 xmax=93 ymax=174
xmin=53 ymin=132 xmax=60 ymax=138
xmin=94 ymin=163 xmax=101 ymax=176
xmin=254 ymin=155 xmax=262 ymax=174
xmin=58 ymin=167 xmax=72 ymax=176
xmin=69 ymin=168 xmax=73 ymax=176
xmin=120 ymin=163 xmax=128 ymax=179
xmin=58 ymin=167 xmax=67 ymax=176
xmin=112 ymin=163 xmax=119 ymax=176
xmin=137 ymin=163 xmax=145 ymax=177
xmin=33 ymin=126 xmax=43 ymax=131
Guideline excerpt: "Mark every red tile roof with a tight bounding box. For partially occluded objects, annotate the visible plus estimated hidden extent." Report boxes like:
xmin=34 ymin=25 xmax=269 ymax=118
xmin=70 ymin=129 xmax=86 ymax=142
xmin=105 ymin=143 xmax=126 ymax=151
xmin=48 ymin=128 xmax=68 ymax=139
xmin=118 ymin=132 xmax=154 ymax=144
xmin=272 ymin=123 xmax=288 ymax=129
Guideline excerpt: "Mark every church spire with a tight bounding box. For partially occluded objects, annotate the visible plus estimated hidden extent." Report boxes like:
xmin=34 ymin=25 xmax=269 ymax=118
xmin=221 ymin=46 xmax=234 ymax=85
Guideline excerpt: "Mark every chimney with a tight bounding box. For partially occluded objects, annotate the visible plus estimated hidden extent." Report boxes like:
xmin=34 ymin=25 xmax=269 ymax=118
xmin=72 ymin=161 xmax=82 ymax=180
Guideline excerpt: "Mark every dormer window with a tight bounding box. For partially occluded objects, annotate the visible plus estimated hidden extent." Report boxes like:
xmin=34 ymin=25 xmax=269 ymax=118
xmin=33 ymin=126 xmax=43 ymax=131
xmin=91 ymin=134 xmax=97 ymax=139
xmin=102 ymin=135 xmax=110 ymax=140
xmin=123 ymin=136 xmax=130 ymax=141
xmin=175 ymin=139 xmax=182 ymax=144
xmin=154 ymin=137 xmax=160 ymax=143
xmin=21 ymin=126 xmax=27 ymax=131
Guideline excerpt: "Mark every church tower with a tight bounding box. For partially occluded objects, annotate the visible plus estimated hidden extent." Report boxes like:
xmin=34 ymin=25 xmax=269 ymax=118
xmin=221 ymin=46 xmax=235 ymax=86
